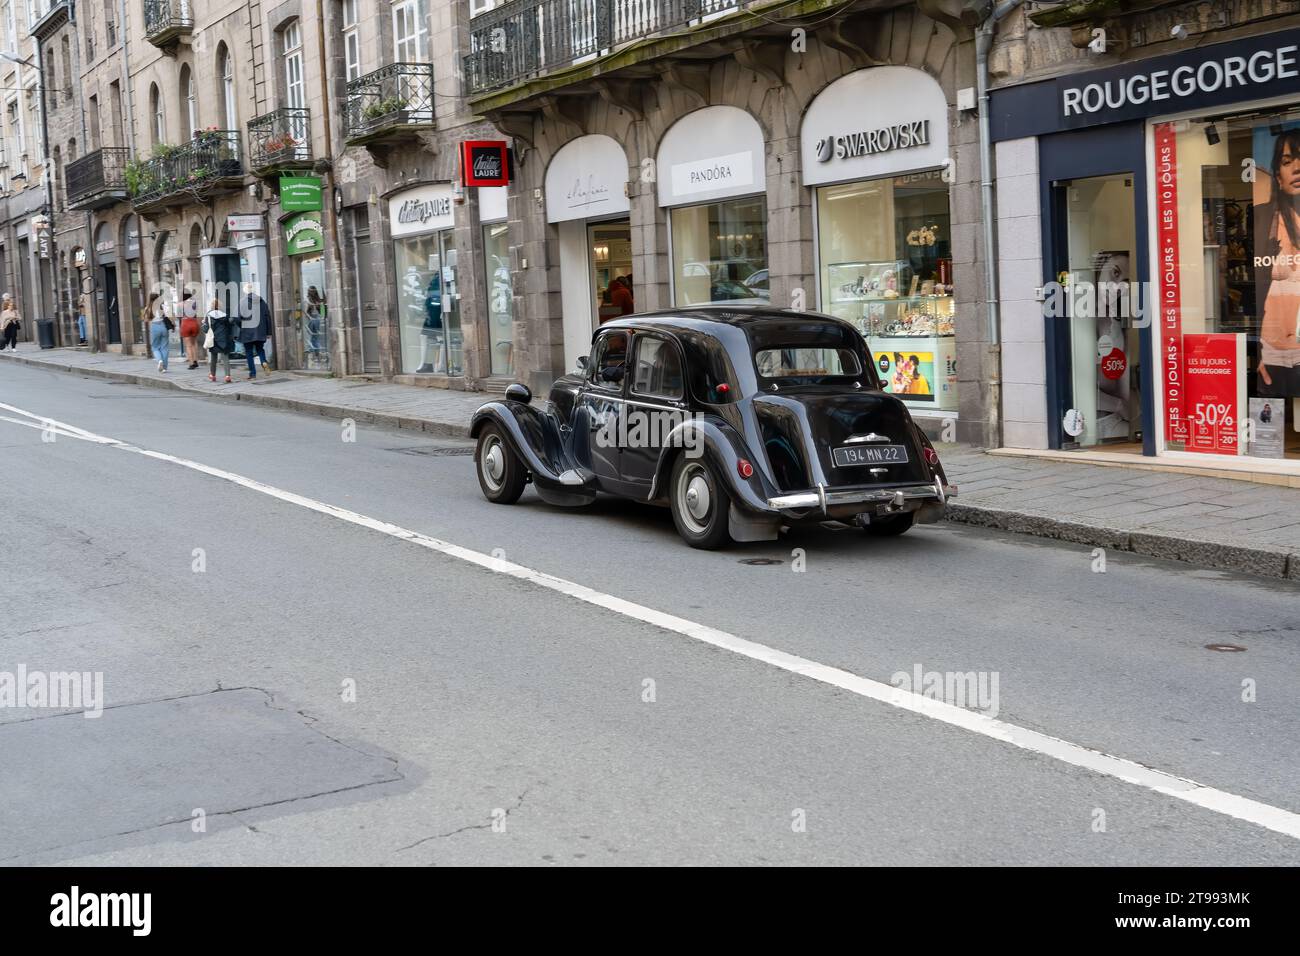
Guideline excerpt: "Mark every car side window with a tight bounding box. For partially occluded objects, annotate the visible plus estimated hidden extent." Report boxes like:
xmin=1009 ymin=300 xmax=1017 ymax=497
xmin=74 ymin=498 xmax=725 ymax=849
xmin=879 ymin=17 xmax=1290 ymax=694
xmin=631 ymin=336 xmax=684 ymax=400
xmin=589 ymin=330 xmax=629 ymax=387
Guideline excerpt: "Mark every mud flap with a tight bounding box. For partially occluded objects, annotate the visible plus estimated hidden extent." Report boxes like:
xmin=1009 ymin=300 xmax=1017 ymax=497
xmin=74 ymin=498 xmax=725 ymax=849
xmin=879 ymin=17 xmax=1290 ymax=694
xmin=729 ymin=504 xmax=780 ymax=542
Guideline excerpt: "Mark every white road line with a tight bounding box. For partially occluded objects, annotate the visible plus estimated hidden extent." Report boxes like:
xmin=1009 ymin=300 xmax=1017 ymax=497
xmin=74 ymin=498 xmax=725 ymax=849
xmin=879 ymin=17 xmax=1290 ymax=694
xmin=4 ymin=397 xmax=1300 ymax=842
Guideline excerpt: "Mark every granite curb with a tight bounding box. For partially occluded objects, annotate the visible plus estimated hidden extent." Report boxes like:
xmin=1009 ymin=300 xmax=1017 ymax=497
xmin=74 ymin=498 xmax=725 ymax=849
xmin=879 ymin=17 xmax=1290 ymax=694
xmin=945 ymin=502 xmax=1298 ymax=580
xmin=0 ymin=351 xmax=473 ymax=439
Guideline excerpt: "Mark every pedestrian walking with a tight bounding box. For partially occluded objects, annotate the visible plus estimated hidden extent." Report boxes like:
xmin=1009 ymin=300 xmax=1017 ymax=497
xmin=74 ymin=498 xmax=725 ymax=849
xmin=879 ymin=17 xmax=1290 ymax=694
xmin=203 ymin=297 xmax=237 ymax=383
xmin=147 ymin=293 xmax=174 ymax=372
xmin=1 ymin=294 xmax=19 ymax=350
xmin=238 ymin=286 xmax=273 ymax=379
xmin=179 ymin=291 xmax=201 ymax=369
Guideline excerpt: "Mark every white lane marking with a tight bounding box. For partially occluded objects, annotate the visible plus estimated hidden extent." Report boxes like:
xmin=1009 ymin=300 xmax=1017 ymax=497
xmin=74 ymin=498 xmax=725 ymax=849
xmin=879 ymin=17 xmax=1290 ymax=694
xmin=4 ymin=399 xmax=1300 ymax=842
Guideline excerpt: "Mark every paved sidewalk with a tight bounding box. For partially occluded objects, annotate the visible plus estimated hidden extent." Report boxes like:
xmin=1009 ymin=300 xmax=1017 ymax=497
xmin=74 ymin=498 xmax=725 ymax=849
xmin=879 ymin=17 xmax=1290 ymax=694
xmin=4 ymin=344 xmax=1300 ymax=579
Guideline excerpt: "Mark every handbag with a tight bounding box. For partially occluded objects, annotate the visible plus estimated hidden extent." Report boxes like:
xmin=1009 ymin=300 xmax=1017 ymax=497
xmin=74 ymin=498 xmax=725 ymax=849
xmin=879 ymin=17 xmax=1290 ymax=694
xmin=203 ymin=319 xmax=215 ymax=349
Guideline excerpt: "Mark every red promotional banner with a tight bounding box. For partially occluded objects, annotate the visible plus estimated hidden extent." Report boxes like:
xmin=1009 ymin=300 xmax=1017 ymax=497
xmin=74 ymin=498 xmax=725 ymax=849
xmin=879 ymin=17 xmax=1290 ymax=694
xmin=1183 ymin=333 xmax=1245 ymax=456
xmin=1154 ymin=123 xmax=1186 ymax=446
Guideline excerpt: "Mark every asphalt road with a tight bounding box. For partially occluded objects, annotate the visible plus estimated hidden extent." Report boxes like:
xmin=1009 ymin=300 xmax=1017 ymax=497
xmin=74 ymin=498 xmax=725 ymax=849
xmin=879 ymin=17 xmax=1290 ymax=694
xmin=2 ymin=360 xmax=1298 ymax=865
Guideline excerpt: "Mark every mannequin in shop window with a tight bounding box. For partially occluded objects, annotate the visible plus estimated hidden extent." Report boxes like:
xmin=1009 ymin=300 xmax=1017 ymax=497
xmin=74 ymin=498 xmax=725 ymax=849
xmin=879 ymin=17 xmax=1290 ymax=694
xmin=1254 ymin=128 xmax=1300 ymax=425
xmin=417 ymin=268 xmax=445 ymax=373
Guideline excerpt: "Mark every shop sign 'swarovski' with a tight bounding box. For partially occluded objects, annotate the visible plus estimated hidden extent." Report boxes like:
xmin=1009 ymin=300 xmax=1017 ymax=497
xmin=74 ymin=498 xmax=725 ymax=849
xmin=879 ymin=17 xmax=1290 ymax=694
xmin=815 ymin=120 xmax=931 ymax=163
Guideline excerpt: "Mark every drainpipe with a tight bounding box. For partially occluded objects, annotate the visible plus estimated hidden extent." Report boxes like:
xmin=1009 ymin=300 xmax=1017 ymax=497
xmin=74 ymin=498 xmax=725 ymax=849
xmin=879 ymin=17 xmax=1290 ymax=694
xmin=975 ymin=0 xmax=1024 ymax=449
xmin=34 ymin=42 xmax=53 ymax=337
xmin=315 ymin=0 xmax=346 ymax=376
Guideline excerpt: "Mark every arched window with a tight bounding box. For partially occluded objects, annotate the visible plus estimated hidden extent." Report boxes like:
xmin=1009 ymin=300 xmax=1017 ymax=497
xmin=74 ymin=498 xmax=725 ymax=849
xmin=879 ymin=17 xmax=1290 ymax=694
xmin=217 ymin=44 xmax=237 ymax=130
xmin=179 ymin=64 xmax=197 ymax=136
xmin=52 ymin=144 xmax=63 ymax=210
xmin=149 ymin=83 xmax=164 ymax=145
xmin=67 ymin=137 xmax=76 ymax=161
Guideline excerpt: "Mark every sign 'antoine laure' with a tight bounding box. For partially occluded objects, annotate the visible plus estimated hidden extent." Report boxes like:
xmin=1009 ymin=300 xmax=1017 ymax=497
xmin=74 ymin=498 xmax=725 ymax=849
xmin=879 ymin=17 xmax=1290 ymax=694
xmin=815 ymin=120 xmax=930 ymax=163
xmin=398 ymin=195 xmax=452 ymax=225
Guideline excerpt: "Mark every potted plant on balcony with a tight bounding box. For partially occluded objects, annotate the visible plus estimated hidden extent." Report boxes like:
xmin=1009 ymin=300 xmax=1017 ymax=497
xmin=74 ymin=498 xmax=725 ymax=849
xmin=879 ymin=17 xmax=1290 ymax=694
xmin=361 ymin=95 xmax=410 ymax=129
xmin=261 ymin=132 xmax=299 ymax=166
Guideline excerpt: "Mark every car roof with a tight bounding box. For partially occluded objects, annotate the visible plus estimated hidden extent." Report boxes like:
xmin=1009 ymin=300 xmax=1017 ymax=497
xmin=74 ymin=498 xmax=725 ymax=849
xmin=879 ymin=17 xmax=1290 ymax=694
xmin=599 ymin=305 xmax=858 ymax=337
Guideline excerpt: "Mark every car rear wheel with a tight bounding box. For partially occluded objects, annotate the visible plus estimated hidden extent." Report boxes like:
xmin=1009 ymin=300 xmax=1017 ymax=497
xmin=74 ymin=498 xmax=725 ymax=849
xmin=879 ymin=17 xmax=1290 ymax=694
xmin=476 ymin=425 xmax=527 ymax=504
xmin=670 ymin=456 xmax=732 ymax=549
xmin=862 ymin=513 xmax=914 ymax=537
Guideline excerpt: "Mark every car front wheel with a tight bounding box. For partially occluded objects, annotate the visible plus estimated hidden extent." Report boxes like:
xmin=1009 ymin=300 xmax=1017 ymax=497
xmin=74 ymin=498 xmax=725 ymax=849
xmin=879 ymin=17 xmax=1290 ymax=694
xmin=476 ymin=425 xmax=527 ymax=504
xmin=669 ymin=455 xmax=732 ymax=549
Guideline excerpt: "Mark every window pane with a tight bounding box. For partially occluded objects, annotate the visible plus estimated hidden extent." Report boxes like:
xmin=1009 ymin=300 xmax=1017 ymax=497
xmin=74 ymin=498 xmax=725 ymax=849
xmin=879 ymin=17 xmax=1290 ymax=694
xmin=482 ymin=222 xmax=513 ymax=376
xmin=817 ymin=171 xmax=956 ymax=410
xmin=755 ymin=347 xmax=859 ymax=378
xmin=670 ymin=197 xmax=768 ymax=306
xmin=633 ymin=336 xmax=684 ymax=398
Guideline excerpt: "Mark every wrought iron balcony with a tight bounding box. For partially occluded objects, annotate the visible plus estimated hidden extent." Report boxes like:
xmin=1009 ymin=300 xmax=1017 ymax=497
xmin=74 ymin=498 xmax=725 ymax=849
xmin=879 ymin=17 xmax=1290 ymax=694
xmin=463 ymin=0 xmax=738 ymax=96
xmin=128 ymin=131 xmax=244 ymax=211
xmin=345 ymin=63 xmax=435 ymax=145
xmin=66 ymin=147 xmax=130 ymax=210
xmin=144 ymin=0 xmax=194 ymax=48
xmin=248 ymin=108 xmax=312 ymax=174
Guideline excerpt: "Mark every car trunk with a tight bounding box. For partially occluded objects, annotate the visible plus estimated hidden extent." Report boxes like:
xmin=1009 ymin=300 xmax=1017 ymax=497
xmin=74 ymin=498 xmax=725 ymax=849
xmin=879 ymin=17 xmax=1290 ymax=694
xmin=752 ymin=388 xmax=930 ymax=491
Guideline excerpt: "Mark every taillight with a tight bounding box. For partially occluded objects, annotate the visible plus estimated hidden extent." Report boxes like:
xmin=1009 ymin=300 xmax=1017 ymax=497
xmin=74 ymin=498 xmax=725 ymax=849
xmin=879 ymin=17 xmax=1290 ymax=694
xmin=923 ymin=446 xmax=939 ymax=467
xmin=716 ymin=383 xmax=730 ymax=395
xmin=737 ymin=458 xmax=754 ymax=479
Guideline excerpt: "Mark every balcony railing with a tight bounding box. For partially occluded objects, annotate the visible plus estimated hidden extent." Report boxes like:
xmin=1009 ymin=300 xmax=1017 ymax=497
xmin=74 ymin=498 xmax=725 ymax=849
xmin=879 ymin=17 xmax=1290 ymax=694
xmin=345 ymin=63 xmax=435 ymax=144
xmin=248 ymin=107 xmax=312 ymax=173
xmin=129 ymin=132 xmax=243 ymax=210
xmin=463 ymin=0 xmax=738 ymax=95
xmin=66 ymin=147 xmax=130 ymax=209
xmin=144 ymin=0 xmax=194 ymax=47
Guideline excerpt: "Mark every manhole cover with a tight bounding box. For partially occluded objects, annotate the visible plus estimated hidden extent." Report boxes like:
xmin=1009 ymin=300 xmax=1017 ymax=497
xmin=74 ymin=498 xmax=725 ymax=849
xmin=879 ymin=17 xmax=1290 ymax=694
xmin=386 ymin=445 xmax=475 ymax=457
xmin=739 ymin=557 xmax=783 ymax=566
xmin=1205 ymin=643 xmax=1247 ymax=652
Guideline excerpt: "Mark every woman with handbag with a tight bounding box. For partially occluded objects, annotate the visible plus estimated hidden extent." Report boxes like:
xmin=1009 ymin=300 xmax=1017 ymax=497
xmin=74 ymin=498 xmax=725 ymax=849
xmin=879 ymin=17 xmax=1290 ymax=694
xmin=147 ymin=293 xmax=174 ymax=372
xmin=202 ymin=297 xmax=237 ymax=383
xmin=1 ymin=294 xmax=19 ymax=350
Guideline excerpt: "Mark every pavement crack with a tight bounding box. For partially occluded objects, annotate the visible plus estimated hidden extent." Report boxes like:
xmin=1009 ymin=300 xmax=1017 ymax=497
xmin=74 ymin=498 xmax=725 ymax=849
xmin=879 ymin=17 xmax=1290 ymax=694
xmin=395 ymin=788 xmax=532 ymax=853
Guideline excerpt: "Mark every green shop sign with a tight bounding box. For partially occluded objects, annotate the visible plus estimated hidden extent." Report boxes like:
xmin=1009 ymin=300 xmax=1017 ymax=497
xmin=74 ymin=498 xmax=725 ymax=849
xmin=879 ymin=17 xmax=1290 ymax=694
xmin=283 ymin=212 xmax=323 ymax=256
xmin=280 ymin=175 xmax=322 ymax=212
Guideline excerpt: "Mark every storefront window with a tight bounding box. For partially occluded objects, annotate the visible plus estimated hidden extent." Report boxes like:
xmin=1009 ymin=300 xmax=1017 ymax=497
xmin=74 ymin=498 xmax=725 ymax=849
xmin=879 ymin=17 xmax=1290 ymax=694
xmin=482 ymin=222 xmax=513 ymax=376
xmin=394 ymin=230 xmax=461 ymax=375
xmin=816 ymin=170 xmax=956 ymax=411
xmin=1155 ymin=110 xmax=1300 ymax=460
xmin=670 ymin=197 xmax=768 ymax=306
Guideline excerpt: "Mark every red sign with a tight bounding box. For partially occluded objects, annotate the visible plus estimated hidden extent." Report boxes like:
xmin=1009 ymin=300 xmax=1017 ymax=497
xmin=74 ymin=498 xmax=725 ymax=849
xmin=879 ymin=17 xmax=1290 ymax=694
xmin=1183 ymin=333 xmax=1245 ymax=456
xmin=459 ymin=140 xmax=510 ymax=187
xmin=1100 ymin=348 xmax=1126 ymax=381
xmin=1154 ymin=122 xmax=1186 ymax=446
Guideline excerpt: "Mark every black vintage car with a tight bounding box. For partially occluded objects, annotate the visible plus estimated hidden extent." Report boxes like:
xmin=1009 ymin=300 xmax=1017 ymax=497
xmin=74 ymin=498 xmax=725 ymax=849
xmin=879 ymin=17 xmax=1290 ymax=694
xmin=470 ymin=306 xmax=956 ymax=549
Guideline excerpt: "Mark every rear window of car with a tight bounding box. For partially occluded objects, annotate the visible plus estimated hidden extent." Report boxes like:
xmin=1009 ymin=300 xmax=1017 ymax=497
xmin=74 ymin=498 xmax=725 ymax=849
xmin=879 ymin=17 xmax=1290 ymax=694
xmin=755 ymin=347 xmax=861 ymax=379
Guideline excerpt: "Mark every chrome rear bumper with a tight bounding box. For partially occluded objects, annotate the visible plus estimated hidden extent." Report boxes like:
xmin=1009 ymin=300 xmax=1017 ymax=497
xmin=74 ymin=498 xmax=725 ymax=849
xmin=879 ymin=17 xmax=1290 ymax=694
xmin=766 ymin=479 xmax=957 ymax=515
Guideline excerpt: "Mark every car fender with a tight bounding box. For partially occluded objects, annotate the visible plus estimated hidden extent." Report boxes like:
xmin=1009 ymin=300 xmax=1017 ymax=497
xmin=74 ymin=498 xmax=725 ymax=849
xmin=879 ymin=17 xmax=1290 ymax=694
xmin=471 ymin=401 xmax=580 ymax=492
xmin=648 ymin=416 xmax=773 ymax=514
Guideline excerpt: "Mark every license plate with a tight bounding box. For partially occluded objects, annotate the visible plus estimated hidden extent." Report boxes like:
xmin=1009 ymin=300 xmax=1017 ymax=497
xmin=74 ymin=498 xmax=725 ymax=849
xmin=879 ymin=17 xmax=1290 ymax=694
xmin=833 ymin=444 xmax=909 ymax=467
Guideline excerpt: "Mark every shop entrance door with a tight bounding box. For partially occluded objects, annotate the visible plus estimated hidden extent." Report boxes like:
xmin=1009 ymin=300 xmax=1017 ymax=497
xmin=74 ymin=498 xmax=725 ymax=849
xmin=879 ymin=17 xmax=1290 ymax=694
xmin=295 ymin=255 xmax=328 ymax=370
xmin=1053 ymin=173 xmax=1141 ymax=448
xmin=589 ymin=220 xmax=633 ymax=324
xmin=102 ymin=265 xmax=120 ymax=344
xmin=353 ymin=215 xmax=381 ymax=374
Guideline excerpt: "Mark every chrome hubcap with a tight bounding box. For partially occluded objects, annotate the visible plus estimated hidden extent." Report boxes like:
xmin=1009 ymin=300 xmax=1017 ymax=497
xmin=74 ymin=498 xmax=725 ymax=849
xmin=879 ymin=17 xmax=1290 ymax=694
xmin=677 ymin=464 xmax=712 ymax=534
xmin=481 ymin=438 xmax=505 ymax=489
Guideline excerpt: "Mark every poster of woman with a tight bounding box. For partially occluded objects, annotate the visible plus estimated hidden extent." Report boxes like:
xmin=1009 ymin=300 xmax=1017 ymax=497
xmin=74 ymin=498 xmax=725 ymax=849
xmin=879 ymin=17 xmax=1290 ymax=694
xmin=1251 ymin=123 xmax=1300 ymax=399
